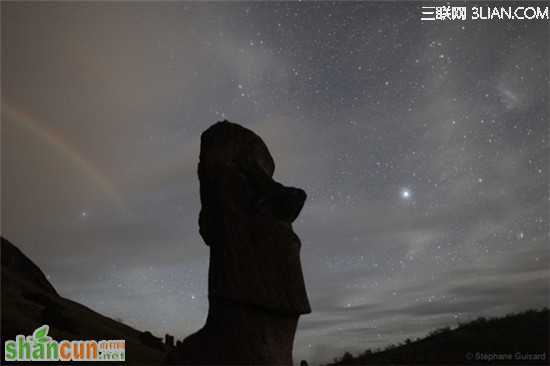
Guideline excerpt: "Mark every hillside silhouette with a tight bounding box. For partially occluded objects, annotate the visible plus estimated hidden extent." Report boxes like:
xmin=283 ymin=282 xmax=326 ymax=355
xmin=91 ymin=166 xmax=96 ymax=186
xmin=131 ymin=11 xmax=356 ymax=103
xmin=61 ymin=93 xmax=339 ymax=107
xmin=1 ymin=237 xmax=168 ymax=364
xmin=328 ymin=308 xmax=549 ymax=365
xmin=3 ymin=234 xmax=549 ymax=365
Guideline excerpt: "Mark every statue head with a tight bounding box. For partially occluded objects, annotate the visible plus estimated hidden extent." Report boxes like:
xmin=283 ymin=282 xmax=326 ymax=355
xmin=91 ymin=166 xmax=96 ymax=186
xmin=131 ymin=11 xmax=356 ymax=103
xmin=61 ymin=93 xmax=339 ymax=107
xmin=198 ymin=121 xmax=311 ymax=315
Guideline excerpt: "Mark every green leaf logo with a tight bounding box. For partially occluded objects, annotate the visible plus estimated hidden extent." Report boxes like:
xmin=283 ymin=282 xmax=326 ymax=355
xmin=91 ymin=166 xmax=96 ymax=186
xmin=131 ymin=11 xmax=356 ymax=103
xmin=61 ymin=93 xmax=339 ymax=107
xmin=33 ymin=325 xmax=51 ymax=343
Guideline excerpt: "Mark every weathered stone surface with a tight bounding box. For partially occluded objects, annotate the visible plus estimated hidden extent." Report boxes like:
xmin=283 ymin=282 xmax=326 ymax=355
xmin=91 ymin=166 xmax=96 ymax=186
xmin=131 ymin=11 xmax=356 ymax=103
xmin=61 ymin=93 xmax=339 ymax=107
xmin=166 ymin=121 xmax=311 ymax=365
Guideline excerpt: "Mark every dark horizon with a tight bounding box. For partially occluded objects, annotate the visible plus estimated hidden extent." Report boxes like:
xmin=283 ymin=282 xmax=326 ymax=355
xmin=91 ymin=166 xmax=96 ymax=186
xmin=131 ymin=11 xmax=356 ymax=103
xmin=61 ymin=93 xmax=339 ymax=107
xmin=2 ymin=2 xmax=548 ymax=364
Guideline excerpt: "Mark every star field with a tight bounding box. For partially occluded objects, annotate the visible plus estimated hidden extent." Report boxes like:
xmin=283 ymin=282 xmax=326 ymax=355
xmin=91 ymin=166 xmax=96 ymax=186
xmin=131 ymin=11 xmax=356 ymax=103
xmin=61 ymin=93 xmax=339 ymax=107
xmin=2 ymin=2 xmax=548 ymax=364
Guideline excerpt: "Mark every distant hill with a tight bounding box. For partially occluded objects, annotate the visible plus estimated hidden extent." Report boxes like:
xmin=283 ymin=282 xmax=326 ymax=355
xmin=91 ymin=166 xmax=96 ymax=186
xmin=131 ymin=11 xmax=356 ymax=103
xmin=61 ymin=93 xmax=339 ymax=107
xmin=1 ymin=237 xmax=168 ymax=364
xmin=328 ymin=308 xmax=549 ymax=365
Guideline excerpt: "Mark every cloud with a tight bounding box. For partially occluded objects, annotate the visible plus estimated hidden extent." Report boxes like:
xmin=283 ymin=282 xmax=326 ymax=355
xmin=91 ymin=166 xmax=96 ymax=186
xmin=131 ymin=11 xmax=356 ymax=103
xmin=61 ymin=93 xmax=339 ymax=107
xmin=2 ymin=3 xmax=548 ymax=365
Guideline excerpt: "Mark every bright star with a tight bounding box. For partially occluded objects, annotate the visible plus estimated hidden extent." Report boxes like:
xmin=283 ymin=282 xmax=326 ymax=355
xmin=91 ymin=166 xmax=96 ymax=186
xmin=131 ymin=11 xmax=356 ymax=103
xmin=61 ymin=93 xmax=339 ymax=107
xmin=400 ymin=188 xmax=412 ymax=200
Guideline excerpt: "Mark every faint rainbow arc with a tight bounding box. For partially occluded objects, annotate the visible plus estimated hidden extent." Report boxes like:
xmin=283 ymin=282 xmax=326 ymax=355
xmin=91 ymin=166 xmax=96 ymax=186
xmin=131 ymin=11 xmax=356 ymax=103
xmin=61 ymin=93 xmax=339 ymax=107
xmin=3 ymin=101 xmax=124 ymax=209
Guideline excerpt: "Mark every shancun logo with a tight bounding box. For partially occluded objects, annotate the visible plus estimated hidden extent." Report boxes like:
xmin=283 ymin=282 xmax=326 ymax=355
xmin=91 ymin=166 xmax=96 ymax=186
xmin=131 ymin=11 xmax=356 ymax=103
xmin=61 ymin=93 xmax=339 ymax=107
xmin=4 ymin=325 xmax=125 ymax=362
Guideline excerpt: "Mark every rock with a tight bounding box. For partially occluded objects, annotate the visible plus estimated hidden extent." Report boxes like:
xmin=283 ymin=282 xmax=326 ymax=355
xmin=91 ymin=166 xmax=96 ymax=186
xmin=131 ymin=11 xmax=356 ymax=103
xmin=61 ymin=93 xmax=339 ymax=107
xmin=139 ymin=331 xmax=164 ymax=350
xmin=165 ymin=334 xmax=175 ymax=348
xmin=166 ymin=121 xmax=311 ymax=365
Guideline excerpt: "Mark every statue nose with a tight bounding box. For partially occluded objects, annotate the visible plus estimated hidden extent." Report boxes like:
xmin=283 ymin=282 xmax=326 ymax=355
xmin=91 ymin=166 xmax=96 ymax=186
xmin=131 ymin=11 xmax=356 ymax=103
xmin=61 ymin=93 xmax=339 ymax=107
xmin=254 ymin=184 xmax=306 ymax=223
xmin=287 ymin=187 xmax=306 ymax=210
xmin=275 ymin=186 xmax=307 ymax=223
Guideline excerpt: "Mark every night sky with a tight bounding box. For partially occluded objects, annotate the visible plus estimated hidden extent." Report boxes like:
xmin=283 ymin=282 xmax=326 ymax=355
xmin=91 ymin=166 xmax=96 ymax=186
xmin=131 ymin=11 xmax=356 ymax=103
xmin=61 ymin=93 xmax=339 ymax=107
xmin=2 ymin=2 xmax=549 ymax=364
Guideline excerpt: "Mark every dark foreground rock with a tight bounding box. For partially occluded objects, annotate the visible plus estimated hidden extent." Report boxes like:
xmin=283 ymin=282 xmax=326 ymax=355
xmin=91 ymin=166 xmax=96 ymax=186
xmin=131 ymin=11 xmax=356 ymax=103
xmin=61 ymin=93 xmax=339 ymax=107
xmin=166 ymin=121 xmax=311 ymax=365
xmin=1 ymin=237 xmax=167 ymax=364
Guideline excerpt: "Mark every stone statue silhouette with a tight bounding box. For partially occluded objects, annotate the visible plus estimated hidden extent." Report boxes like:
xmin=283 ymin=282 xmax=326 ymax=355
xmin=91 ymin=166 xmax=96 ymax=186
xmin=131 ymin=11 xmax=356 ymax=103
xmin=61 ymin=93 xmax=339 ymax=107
xmin=166 ymin=121 xmax=311 ymax=365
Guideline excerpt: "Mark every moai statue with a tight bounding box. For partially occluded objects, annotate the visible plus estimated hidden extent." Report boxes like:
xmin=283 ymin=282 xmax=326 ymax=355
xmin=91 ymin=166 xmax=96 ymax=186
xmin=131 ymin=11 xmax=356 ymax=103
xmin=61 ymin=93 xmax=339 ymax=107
xmin=166 ymin=121 xmax=311 ymax=365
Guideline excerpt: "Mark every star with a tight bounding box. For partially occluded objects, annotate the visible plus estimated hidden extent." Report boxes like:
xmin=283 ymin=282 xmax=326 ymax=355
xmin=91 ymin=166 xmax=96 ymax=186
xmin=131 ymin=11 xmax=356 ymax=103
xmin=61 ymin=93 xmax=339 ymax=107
xmin=400 ymin=188 xmax=412 ymax=200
